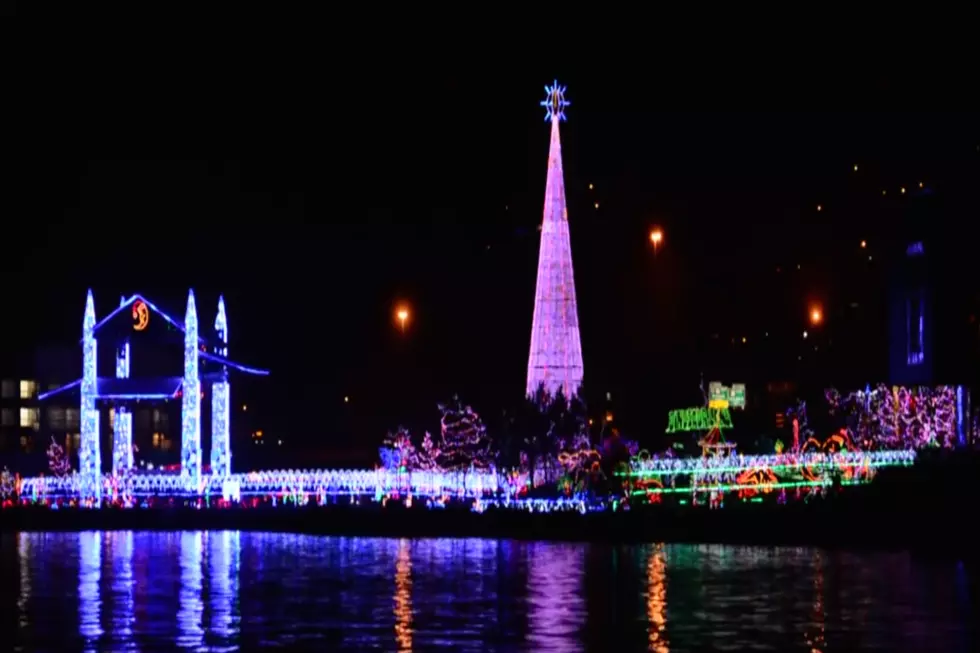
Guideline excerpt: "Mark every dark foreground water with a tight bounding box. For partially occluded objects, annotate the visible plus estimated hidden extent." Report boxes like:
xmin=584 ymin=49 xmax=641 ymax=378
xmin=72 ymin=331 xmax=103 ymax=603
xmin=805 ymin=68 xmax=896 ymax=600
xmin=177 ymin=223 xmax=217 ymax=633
xmin=0 ymin=532 xmax=975 ymax=651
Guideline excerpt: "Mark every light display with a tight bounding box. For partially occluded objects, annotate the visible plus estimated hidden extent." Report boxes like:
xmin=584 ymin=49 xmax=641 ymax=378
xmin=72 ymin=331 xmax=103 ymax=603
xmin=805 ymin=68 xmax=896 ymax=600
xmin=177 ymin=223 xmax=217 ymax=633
xmin=526 ymin=80 xmax=584 ymax=400
xmin=436 ymin=396 xmax=493 ymax=471
xmin=380 ymin=426 xmax=416 ymax=471
xmin=113 ymin=295 xmax=133 ymax=475
xmin=665 ymin=406 xmax=733 ymax=433
xmin=826 ymin=384 xmax=961 ymax=449
xmin=46 ymin=436 xmax=71 ymax=478
xmin=0 ymin=467 xmax=14 ymax=498
xmin=211 ymin=296 xmax=231 ymax=477
xmin=181 ymin=290 xmax=202 ymax=488
xmin=132 ymin=299 xmax=149 ymax=331
xmin=540 ymin=80 xmax=570 ymax=122
xmin=16 ymin=449 xmax=915 ymax=508
xmin=80 ymin=289 xmax=101 ymax=504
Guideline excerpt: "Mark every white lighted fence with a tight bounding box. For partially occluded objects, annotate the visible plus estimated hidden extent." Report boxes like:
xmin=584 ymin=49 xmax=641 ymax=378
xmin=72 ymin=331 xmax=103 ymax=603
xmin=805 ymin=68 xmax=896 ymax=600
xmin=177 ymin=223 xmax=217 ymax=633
xmin=16 ymin=450 xmax=917 ymax=504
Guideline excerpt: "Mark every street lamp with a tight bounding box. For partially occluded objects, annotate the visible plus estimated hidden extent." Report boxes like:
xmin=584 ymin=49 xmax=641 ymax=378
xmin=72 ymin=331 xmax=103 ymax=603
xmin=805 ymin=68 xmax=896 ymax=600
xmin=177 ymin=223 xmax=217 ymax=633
xmin=649 ymin=227 xmax=664 ymax=254
xmin=809 ymin=306 xmax=823 ymax=326
xmin=396 ymin=306 xmax=410 ymax=333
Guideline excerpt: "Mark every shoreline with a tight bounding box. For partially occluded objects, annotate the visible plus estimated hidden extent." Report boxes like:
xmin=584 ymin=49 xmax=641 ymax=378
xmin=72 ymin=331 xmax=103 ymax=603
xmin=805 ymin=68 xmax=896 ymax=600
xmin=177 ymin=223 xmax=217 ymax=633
xmin=2 ymin=500 xmax=973 ymax=557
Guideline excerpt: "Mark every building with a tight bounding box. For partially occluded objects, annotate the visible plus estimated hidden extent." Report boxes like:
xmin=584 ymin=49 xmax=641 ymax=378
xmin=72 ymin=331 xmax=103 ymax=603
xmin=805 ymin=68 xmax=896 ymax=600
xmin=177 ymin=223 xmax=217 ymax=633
xmin=1 ymin=344 xmax=183 ymax=473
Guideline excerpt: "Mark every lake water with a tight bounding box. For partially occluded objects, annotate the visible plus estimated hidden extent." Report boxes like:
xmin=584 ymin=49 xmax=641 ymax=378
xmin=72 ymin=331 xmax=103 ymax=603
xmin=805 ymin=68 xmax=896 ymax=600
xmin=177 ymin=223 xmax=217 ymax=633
xmin=0 ymin=532 xmax=975 ymax=651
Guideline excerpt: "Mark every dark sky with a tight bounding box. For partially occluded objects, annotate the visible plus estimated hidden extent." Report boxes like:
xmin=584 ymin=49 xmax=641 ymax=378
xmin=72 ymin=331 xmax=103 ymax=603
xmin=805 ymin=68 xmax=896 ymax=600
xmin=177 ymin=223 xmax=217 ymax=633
xmin=3 ymin=60 xmax=978 ymax=451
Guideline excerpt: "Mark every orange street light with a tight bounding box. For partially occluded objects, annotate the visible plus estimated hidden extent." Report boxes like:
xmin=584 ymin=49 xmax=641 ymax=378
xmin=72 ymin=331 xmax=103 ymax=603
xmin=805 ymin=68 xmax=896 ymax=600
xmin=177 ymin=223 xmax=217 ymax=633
xmin=395 ymin=306 xmax=410 ymax=332
xmin=649 ymin=227 xmax=664 ymax=254
xmin=809 ymin=306 xmax=823 ymax=326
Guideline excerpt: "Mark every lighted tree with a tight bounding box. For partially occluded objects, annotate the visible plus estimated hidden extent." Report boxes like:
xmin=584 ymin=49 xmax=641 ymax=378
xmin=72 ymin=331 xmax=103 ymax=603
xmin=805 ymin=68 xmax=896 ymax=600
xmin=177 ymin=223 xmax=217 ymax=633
xmin=379 ymin=426 xmax=416 ymax=471
xmin=435 ymin=395 xmax=493 ymax=472
xmin=412 ymin=431 xmax=441 ymax=471
xmin=0 ymin=467 xmax=14 ymax=499
xmin=47 ymin=436 xmax=71 ymax=478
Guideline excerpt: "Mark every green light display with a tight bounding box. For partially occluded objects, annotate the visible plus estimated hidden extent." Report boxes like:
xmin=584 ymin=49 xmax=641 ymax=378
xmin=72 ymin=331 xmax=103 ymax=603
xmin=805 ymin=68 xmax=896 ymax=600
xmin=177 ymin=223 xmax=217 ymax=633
xmin=666 ymin=406 xmax=733 ymax=433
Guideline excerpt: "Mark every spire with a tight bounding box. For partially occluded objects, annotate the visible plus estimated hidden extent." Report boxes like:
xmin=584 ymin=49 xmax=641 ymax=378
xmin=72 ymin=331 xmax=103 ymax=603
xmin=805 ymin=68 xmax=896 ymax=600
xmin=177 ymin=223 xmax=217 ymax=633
xmin=185 ymin=289 xmax=198 ymax=324
xmin=83 ymin=289 xmax=96 ymax=332
xmin=526 ymin=82 xmax=584 ymax=400
xmin=215 ymin=295 xmax=228 ymax=343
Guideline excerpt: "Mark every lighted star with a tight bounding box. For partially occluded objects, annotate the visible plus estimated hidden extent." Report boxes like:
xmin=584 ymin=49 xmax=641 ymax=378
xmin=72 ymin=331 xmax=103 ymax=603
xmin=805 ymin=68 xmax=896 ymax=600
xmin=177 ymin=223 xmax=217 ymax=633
xmin=541 ymin=80 xmax=570 ymax=121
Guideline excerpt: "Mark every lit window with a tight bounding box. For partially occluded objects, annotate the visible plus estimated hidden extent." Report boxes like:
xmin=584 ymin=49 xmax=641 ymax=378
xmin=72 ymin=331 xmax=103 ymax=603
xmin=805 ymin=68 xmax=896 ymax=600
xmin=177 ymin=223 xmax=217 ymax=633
xmin=20 ymin=380 xmax=37 ymax=399
xmin=66 ymin=409 xmax=80 ymax=430
xmin=72 ymin=433 xmax=80 ymax=448
xmin=20 ymin=407 xmax=39 ymax=430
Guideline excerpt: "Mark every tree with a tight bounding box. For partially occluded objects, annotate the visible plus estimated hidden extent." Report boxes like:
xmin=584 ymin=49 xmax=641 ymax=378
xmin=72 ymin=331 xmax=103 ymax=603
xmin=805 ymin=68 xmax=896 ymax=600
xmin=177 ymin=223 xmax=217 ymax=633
xmin=379 ymin=426 xmax=416 ymax=471
xmin=435 ymin=395 xmax=493 ymax=472
xmin=412 ymin=431 xmax=441 ymax=471
xmin=47 ymin=436 xmax=71 ymax=478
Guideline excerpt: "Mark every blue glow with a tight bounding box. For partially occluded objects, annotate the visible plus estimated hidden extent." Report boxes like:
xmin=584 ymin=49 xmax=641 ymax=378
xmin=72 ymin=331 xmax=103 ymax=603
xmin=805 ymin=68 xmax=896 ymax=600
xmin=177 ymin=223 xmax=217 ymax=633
xmin=80 ymin=290 xmax=101 ymax=504
xmin=38 ymin=378 xmax=81 ymax=401
xmin=91 ymin=294 xmax=205 ymax=343
xmin=214 ymin=295 xmax=228 ymax=358
xmin=100 ymin=393 xmax=180 ymax=401
xmin=541 ymin=80 xmax=570 ymax=122
xmin=211 ymin=296 xmax=232 ymax=477
xmin=78 ymin=532 xmax=103 ymax=642
xmin=113 ymin=296 xmax=133 ymax=476
xmin=907 ymin=241 xmax=924 ymax=256
xmin=199 ymin=351 xmax=269 ymax=376
xmin=956 ymin=386 xmax=965 ymax=446
xmin=181 ymin=290 xmax=202 ymax=488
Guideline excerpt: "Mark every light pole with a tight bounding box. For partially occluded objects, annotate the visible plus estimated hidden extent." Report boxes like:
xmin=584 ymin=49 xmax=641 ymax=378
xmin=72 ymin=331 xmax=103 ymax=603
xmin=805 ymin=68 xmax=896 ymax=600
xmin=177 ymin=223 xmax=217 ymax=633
xmin=649 ymin=227 xmax=664 ymax=255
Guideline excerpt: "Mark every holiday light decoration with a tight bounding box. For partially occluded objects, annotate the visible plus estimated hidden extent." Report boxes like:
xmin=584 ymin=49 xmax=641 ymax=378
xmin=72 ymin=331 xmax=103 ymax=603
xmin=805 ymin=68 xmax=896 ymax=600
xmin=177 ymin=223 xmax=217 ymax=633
xmin=34 ymin=290 xmax=267 ymax=503
xmin=132 ymin=299 xmax=149 ymax=331
xmin=1 ymin=467 xmax=16 ymax=499
xmin=181 ymin=290 xmax=202 ymax=488
xmin=47 ymin=436 xmax=72 ymax=478
xmin=527 ymin=80 xmax=584 ymax=400
xmin=824 ymin=384 xmax=962 ymax=449
xmin=211 ymin=296 xmax=231 ymax=477
xmin=666 ymin=406 xmax=733 ymax=433
xmin=380 ymin=426 xmax=416 ymax=471
xmin=15 ymin=449 xmax=915 ymax=507
xmin=79 ymin=289 xmax=101 ymax=504
xmin=436 ymin=396 xmax=493 ymax=471
xmin=113 ymin=295 xmax=133 ymax=475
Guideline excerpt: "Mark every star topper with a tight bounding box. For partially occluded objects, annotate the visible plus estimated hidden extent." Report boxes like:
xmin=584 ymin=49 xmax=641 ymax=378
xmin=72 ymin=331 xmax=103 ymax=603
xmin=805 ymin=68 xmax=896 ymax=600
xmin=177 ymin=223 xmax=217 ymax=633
xmin=541 ymin=80 xmax=570 ymax=121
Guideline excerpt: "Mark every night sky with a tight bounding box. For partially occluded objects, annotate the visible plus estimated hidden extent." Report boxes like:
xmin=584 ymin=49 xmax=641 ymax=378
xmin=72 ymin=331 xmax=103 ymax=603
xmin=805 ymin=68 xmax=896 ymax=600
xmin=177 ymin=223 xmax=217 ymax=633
xmin=3 ymin=62 xmax=978 ymax=455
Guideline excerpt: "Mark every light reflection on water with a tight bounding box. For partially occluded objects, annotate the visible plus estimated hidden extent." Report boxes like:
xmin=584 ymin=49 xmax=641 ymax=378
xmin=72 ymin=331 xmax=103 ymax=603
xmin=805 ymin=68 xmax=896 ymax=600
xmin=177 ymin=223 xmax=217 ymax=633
xmin=3 ymin=532 xmax=975 ymax=652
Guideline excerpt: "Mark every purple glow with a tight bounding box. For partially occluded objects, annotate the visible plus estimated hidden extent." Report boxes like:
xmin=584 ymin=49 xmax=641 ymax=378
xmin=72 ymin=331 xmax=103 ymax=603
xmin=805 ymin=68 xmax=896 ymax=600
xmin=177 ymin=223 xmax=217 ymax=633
xmin=527 ymin=82 xmax=584 ymax=399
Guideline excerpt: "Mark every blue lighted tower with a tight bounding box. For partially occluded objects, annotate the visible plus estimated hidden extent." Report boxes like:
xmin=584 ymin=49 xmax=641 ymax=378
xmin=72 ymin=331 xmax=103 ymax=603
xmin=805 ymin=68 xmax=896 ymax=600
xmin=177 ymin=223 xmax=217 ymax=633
xmin=112 ymin=295 xmax=133 ymax=475
xmin=80 ymin=290 xmax=102 ymax=504
xmin=181 ymin=290 xmax=202 ymax=488
xmin=210 ymin=296 xmax=231 ymax=477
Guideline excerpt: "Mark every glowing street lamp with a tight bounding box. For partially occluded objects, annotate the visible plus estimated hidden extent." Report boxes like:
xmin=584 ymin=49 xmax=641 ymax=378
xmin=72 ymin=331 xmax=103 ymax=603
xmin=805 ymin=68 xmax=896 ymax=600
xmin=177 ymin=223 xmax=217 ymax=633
xmin=396 ymin=306 xmax=410 ymax=333
xmin=649 ymin=227 xmax=664 ymax=254
xmin=809 ymin=306 xmax=823 ymax=326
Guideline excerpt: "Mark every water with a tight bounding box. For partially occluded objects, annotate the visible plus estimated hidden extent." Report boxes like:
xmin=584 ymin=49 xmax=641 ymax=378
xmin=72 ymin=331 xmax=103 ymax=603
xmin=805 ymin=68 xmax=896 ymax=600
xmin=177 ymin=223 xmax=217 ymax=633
xmin=1 ymin=532 xmax=975 ymax=651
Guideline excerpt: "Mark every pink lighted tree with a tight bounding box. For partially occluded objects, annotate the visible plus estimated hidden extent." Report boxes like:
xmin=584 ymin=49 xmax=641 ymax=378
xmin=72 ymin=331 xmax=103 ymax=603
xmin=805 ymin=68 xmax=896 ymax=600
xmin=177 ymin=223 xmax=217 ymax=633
xmin=47 ymin=436 xmax=71 ymax=478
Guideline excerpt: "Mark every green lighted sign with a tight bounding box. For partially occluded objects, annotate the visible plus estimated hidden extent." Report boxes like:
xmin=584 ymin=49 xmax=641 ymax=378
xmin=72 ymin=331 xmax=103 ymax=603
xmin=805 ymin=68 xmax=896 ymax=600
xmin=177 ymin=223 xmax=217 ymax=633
xmin=709 ymin=382 xmax=746 ymax=409
xmin=666 ymin=406 xmax=733 ymax=433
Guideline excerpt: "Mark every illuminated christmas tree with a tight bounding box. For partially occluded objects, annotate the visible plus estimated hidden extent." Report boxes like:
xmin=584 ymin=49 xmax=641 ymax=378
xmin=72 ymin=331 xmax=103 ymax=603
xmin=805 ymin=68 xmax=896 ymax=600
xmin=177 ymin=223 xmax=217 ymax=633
xmin=413 ymin=431 xmax=441 ymax=471
xmin=379 ymin=426 xmax=416 ymax=471
xmin=436 ymin=396 xmax=493 ymax=471
xmin=526 ymin=80 xmax=584 ymax=401
xmin=47 ymin=436 xmax=71 ymax=478
xmin=0 ymin=467 xmax=14 ymax=499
